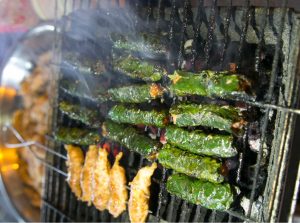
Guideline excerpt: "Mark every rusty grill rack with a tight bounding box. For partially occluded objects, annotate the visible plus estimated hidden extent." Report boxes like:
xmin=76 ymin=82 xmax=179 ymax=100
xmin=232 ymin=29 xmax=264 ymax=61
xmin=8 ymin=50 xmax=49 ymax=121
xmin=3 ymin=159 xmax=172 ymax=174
xmin=3 ymin=0 xmax=300 ymax=222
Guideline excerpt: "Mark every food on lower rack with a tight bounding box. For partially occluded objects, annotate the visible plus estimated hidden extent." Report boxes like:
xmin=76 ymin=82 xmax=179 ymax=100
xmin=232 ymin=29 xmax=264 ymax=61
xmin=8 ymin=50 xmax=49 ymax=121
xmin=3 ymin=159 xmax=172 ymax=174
xmin=168 ymin=70 xmax=251 ymax=99
xmin=63 ymin=52 xmax=106 ymax=76
xmin=108 ymin=104 xmax=168 ymax=127
xmin=165 ymin=126 xmax=237 ymax=158
xmin=107 ymin=83 xmax=164 ymax=103
xmin=59 ymin=73 xmax=109 ymax=103
xmin=81 ymin=145 xmax=98 ymax=204
xmin=129 ymin=162 xmax=157 ymax=223
xmin=59 ymin=101 xmax=100 ymax=127
xmin=112 ymin=32 xmax=168 ymax=59
xmin=93 ymin=146 xmax=111 ymax=211
xmin=166 ymin=173 xmax=234 ymax=210
xmin=54 ymin=127 xmax=100 ymax=145
xmin=102 ymin=121 xmax=160 ymax=157
xmin=107 ymin=152 xmax=128 ymax=218
xmin=64 ymin=145 xmax=84 ymax=199
xmin=170 ymin=103 xmax=246 ymax=134
xmin=114 ymin=55 xmax=166 ymax=82
xmin=158 ymin=145 xmax=224 ymax=183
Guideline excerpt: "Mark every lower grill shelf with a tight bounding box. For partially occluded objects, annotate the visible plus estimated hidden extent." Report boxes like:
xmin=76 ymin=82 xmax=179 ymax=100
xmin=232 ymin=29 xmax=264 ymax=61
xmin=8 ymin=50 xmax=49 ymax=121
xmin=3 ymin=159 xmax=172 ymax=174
xmin=41 ymin=139 xmax=253 ymax=222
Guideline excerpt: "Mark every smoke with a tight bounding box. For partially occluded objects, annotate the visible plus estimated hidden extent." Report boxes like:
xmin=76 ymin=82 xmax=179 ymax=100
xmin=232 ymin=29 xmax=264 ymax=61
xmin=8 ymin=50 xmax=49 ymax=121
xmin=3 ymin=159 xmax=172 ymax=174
xmin=59 ymin=6 xmax=168 ymax=106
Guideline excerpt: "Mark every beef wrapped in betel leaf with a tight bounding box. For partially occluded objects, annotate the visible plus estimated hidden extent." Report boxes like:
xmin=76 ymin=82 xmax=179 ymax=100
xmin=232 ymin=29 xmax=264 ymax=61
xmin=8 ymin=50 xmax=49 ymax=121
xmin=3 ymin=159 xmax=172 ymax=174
xmin=169 ymin=103 xmax=246 ymax=135
xmin=166 ymin=173 xmax=234 ymax=210
xmin=107 ymin=83 xmax=164 ymax=103
xmin=102 ymin=120 xmax=160 ymax=157
xmin=108 ymin=104 xmax=168 ymax=127
xmin=54 ymin=127 xmax=100 ymax=146
xmin=59 ymin=101 xmax=100 ymax=128
xmin=158 ymin=144 xmax=224 ymax=183
xmin=168 ymin=70 xmax=251 ymax=99
xmin=165 ymin=126 xmax=237 ymax=158
xmin=114 ymin=55 xmax=166 ymax=82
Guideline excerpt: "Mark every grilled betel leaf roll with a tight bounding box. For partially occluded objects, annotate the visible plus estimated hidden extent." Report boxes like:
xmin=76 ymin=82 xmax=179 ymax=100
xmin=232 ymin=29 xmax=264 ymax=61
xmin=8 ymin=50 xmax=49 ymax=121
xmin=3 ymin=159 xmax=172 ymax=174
xmin=114 ymin=55 xmax=166 ymax=82
xmin=108 ymin=104 xmax=168 ymax=127
xmin=166 ymin=173 xmax=234 ymax=210
xmin=158 ymin=145 xmax=224 ymax=183
xmin=59 ymin=101 xmax=100 ymax=127
xmin=168 ymin=70 xmax=251 ymax=99
xmin=165 ymin=126 xmax=237 ymax=158
xmin=102 ymin=120 xmax=160 ymax=157
xmin=55 ymin=127 xmax=100 ymax=146
xmin=170 ymin=103 xmax=245 ymax=134
xmin=112 ymin=32 xmax=168 ymax=59
xmin=107 ymin=83 xmax=164 ymax=103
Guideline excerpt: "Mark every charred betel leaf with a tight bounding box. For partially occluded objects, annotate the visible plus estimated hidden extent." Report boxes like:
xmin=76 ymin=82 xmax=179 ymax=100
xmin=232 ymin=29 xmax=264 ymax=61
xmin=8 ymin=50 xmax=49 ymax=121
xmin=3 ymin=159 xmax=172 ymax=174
xmin=166 ymin=173 xmax=234 ymax=210
xmin=108 ymin=104 xmax=168 ymax=127
xmin=165 ymin=126 xmax=237 ymax=158
xmin=158 ymin=144 xmax=224 ymax=183
xmin=102 ymin=120 xmax=160 ymax=157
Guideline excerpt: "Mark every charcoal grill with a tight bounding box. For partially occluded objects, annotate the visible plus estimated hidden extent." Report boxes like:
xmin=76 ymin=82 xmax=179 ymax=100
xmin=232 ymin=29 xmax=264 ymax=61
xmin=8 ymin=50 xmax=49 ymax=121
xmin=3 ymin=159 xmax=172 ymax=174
xmin=2 ymin=0 xmax=300 ymax=222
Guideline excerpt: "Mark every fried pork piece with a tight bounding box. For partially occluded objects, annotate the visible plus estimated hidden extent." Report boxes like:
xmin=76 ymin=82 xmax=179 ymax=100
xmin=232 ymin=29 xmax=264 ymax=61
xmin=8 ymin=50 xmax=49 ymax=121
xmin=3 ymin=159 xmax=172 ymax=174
xmin=108 ymin=152 xmax=128 ymax=218
xmin=129 ymin=162 xmax=157 ymax=223
xmin=65 ymin=145 xmax=84 ymax=199
xmin=81 ymin=145 xmax=98 ymax=204
xmin=92 ymin=147 xmax=111 ymax=211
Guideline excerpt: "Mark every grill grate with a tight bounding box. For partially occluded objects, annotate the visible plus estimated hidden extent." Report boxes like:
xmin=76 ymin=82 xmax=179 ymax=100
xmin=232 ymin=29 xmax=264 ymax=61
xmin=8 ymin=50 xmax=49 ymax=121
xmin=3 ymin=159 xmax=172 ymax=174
xmin=0 ymin=0 xmax=296 ymax=222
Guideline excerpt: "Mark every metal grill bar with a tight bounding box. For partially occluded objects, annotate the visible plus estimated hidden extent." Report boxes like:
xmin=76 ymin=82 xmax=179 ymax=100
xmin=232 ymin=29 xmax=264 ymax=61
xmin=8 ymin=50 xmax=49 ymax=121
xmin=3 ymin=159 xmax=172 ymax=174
xmin=237 ymin=0 xmax=251 ymax=67
xmin=204 ymin=0 xmax=217 ymax=67
xmin=254 ymin=1 xmax=268 ymax=72
xmin=146 ymin=0 xmax=152 ymax=26
xmin=43 ymin=200 xmax=73 ymax=222
xmin=267 ymin=4 xmax=288 ymax=103
xmin=179 ymin=201 xmax=188 ymax=221
xmin=154 ymin=167 xmax=167 ymax=221
xmin=192 ymin=205 xmax=202 ymax=222
xmin=220 ymin=0 xmax=233 ymax=68
xmin=177 ymin=0 xmax=191 ymax=68
xmin=3 ymin=125 xmax=68 ymax=177
xmin=155 ymin=0 xmax=164 ymax=30
xmin=247 ymin=0 xmax=288 ymax=218
xmin=191 ymin=0 xmax=204 ymax=70
xmin=133 ymin=0 xmax=140 ymax=28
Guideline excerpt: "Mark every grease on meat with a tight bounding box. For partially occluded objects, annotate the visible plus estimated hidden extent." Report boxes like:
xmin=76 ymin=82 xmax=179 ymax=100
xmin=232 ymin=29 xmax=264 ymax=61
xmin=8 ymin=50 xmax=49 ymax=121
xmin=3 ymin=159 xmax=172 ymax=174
xmin=108 ymin=152 xmax=128 ymax=217
xmin=93 ymin=147 xmax=111 ymax=211
xmin=81 ymin=145 xmax=98 ymax=204
xmin=129 ymin=162 xmax=157 ymax=223
xmin=65 ymin=145 xmax=84 ymax=199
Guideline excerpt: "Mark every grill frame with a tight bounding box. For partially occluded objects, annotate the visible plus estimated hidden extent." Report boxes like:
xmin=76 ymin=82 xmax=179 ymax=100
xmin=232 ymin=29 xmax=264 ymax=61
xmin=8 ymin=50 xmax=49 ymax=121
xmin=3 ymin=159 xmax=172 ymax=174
xmin=3 ymin=0 xmax=297 ymax=222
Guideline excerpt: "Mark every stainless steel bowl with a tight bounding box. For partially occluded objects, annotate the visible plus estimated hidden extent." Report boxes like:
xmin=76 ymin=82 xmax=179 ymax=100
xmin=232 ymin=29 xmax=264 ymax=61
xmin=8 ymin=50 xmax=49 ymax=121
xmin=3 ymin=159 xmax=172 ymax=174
xmin=0 ymin=23 xmax=57 ymax=222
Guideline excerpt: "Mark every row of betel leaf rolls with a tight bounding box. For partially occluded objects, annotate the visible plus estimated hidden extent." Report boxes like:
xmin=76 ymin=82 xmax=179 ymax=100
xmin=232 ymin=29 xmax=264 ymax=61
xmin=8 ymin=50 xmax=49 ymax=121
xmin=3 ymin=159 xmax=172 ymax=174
xmin=106 ymin=33 xmax=251 ymax=211
xmin=57 ymin=32 xmax=251 ymax=211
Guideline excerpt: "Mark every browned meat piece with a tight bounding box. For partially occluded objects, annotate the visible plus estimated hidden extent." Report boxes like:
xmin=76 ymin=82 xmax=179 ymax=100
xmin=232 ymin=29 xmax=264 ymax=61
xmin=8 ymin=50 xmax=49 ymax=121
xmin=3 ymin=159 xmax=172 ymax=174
xmin=128 ymin=162 xmax=157 ymax=223
xmin=107 ymin=152 xmax=128 ymax=217
xmin=92 ymin=147 xmax=111 ymax=211
xmin=81 ymin=145 xmax=98 ymax=204
xmin=65 ymin=145 xmax=84 ymax=199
